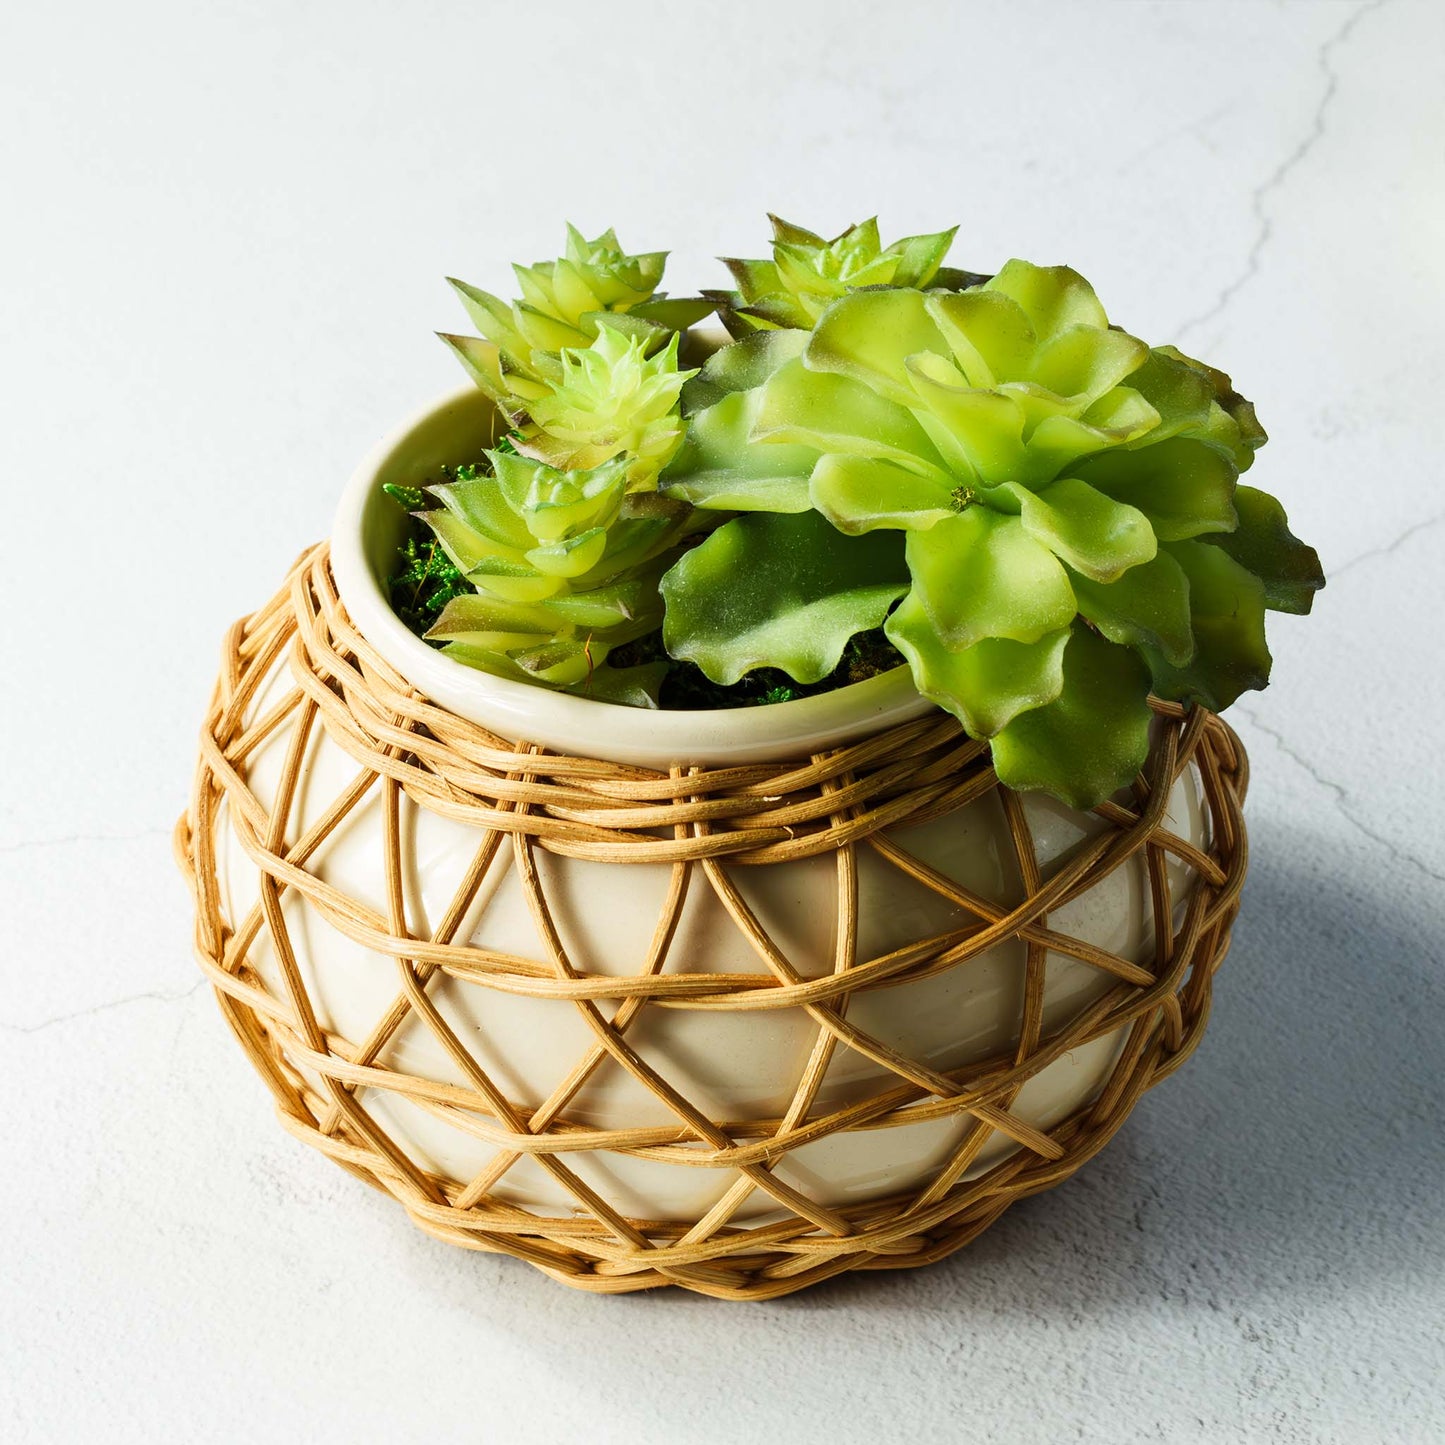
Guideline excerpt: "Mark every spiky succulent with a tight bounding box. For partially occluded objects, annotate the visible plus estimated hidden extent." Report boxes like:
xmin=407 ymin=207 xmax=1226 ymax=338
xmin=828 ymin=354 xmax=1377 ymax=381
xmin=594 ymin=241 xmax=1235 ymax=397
xmin=417 ymin=450 xmax=694 ymax=699
xmin=513 ymin=327 xmax=697 ymax=492
xmin=707 ymin=215 xmax=965 ymax=337
xmin=440 ymin=224 xmax=711 ymax=415
xmin=661 ymin=258 xmax=1323 ymax=806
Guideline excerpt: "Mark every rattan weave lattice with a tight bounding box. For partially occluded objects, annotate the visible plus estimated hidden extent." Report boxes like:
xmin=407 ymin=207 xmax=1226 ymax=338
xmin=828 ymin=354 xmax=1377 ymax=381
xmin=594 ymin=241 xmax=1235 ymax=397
xmin=175 ymin=544 xmax=1248 ymax=1300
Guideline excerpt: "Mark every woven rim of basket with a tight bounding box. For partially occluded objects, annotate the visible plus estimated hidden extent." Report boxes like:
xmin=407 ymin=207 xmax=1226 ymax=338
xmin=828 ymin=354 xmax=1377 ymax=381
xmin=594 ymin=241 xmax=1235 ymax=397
xmin=176 ymin=543 xmax=1249 ymax=1300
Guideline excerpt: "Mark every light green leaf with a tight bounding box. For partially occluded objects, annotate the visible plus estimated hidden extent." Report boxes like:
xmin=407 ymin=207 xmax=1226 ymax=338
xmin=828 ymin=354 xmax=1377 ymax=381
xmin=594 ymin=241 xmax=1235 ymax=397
xmin=926 ymin=289 xmax=1037 ymax=388
xmin=805 ymin=287 xmax=949 ymax=406
xmin=903 ymin=369 xmax=1026 ymax=483
xmin=566 ymin=661 xmax=668 ymax=708
xmin=661 ymin=385 xmax=817 ymax=511
xmin=680 ymin=328 xmax=808 ymax=411
xmin=1205 ymin=485 xmax=1323 ymax=614
xmin=660 ymin=511 xmax=909 ymax=685
xmin=990 ymin=625 xmax=1154 ymax=809
xmin=810 ymin=453 xmax=954 ymax=533
xmin=906 ymin=510 xmax=1077 ymax=650
xmin=1013 ymin=476 xmax=1157 ymax=583
xmin=886 ymin=592 xmax=1068 ymax=737
xmin=1030 ymin=325 xmax=1149 ymax=405
xmin=885 ymin=225 xmax=959 ymax=288
xmin=983 ymin=259 xmax=1109 ymax=337
xmin=754 ymin=357 xmax=947 ymax=472
xmin=1069 ymin=437 xmax=1238 ymax=541
xmin=437 ymin=332 xmax=507 ymax=404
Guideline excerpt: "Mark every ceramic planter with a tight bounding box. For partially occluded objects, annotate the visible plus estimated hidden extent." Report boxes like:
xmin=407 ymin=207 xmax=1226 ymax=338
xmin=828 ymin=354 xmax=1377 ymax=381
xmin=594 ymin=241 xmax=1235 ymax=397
xmin=181 ymin=386 xmax=1245 ymax=1296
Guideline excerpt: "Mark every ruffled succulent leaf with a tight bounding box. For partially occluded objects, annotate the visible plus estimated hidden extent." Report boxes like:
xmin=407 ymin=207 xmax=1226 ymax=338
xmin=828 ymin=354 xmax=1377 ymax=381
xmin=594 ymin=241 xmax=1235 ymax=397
xmin=755 ymin=356 xmax=949 ymax=473
xmin=1155 ymin=345 xmax=1267 ymax=466
xmin=1067 ymin=550 xmax=1195 ymax=666
xmin=905 ymin=510 xmax=1077 ymax=650
xmin=989 ymin=624 xmax=1154 ymax=808
xmin=661 ymin=386 xmax=817 ymax=513
xmin=660 ymin=511 xmax=909 ymax=685
xmin=1204 ymin=485 xmax=1323 ymax=614
xmin=1142 ymin=541 xmax=1271 ymax=710
xmin=810 ymin=453 xmax=956 ymax=533
xmin=1007 ymin=476 xmax=1157 ymax=583
xmin=807 ymin=286 xmax=950 ymax=406
xmin=885 ymin=592 xmax=1069 ymax=737
xmin=1069 ymin=438 xmax=1237 ymax=541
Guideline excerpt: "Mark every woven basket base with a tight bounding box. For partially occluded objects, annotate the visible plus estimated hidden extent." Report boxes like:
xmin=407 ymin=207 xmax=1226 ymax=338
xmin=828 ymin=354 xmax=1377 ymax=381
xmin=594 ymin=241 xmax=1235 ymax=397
xmin=176 ymin=546 xmax=1248 ymax=1301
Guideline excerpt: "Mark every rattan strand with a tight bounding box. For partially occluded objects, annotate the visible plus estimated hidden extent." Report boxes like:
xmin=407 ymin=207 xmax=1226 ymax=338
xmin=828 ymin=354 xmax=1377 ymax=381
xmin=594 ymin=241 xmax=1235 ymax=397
xmin=175 ymin=544 xmax=1248 ymax=1300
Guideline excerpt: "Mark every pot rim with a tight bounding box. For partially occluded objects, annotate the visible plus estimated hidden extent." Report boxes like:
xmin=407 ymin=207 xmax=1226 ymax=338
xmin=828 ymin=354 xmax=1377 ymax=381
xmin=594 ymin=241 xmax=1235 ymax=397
xmin=331 ymin=384 xmax=938 ymax=767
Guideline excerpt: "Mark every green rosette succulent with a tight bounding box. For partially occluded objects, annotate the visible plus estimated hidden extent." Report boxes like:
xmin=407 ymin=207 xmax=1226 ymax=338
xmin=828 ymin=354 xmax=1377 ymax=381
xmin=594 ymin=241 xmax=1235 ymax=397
xmin=661 ymin=258 xmax=1323 ymax=806
xmin=440 ymin=224 xmax=712 ymax=416
xmin=514 ymin=327 xmax=697 ymax=492
xmin=706 ymin=215 xmax=965 ymax=338
xmin=417 ymin=450 xmax=695 ymax=701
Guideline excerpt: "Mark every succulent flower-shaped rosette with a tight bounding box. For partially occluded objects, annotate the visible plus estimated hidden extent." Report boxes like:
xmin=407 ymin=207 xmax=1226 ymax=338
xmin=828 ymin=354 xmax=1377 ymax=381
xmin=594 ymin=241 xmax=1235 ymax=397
xmin=410 ymin=449 xmax=695 ymax=704
xmin=660 ymin=259 xmax=1322 ymax=806
xmin=706 ymin=214 xmax=971 ymax=336
xmin=388 ymin=226 xmax=708 ymax=700
xmin=441 ymin=224 xmax=712 ymax=419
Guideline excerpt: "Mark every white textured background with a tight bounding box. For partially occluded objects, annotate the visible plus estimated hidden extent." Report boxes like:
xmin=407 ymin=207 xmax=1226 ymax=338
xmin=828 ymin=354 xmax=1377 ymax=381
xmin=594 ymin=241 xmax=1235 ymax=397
xmin=2 ymin=2 xmax=1442 ymax=1441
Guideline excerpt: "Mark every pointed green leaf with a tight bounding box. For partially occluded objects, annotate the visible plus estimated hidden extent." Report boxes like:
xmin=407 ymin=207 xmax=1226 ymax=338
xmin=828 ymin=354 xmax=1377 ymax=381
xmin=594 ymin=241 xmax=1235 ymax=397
xmin=767 ymin=214 xmax=828 ymax=248
xmin=566 ymin=661 xmax=668 ymax=709
xmin=626 ymin=295 xmax=716 ymax=330
xmin=436 ymin=332 xmax=507 ymax=403
xmin=886 ymin=226 xmax=958 ymax=288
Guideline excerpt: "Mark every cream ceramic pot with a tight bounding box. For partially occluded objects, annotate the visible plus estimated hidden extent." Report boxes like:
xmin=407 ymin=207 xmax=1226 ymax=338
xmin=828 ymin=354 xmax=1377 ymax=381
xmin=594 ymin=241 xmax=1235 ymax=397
xmin=217 ymin=386 xmax=1209 ymax=1224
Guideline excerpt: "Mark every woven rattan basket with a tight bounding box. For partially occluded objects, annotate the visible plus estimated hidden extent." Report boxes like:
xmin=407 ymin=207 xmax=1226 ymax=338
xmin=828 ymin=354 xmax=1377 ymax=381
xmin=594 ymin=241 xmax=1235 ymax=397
xmin=175 ymin=540 xmax=1247 ymax=1300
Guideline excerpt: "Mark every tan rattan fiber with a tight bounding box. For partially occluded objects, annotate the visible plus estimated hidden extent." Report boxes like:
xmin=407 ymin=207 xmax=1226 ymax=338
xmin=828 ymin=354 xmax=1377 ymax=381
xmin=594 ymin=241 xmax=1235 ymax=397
xmin=175 ymin=544 xmax=1248 ymax=1300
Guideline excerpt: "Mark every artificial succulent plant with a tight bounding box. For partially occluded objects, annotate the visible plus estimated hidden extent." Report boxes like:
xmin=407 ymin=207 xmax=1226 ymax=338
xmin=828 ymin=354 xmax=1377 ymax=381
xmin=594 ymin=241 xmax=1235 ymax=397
xmin=385 ymin=216 xmax=1322 ymax=807
xmin=441 ymin=224 xmax=711 ymax=418
xmin=706 ymin=214 xmax=969 ymax=337
xmin=409 ymin=450 xmax=694 ymax=703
